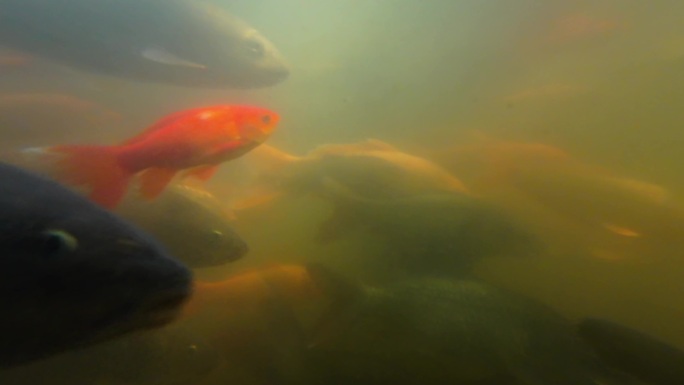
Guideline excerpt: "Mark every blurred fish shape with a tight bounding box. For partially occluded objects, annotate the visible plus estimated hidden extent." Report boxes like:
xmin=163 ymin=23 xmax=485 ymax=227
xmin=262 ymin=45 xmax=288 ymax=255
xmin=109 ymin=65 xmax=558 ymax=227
xmin=304 ymin=263 xmax=645 ymax=385
xmin=116 ymin=183 xmax=248 ymax=268
xmin=0 ymin=0 xmax=289 ymax=88
xmin=579 ymin=318 xmax=684 ymax=385
xmin=0 ymin=93 xmax=122 ymax=151
xmin=182 ymin=264 xmax=324 ymax=385
xmin=0 ymin=162 xmax=192 ymax=368
xmin=314 ymin=179 xmax=539 ymax=277
xmin=433 ymin=137 xmax=684 ymax=261
xmin=34 ymin=104 xmax=279 ymax=208
xmin=0 ymin=324 xmax=220 ymax=385
xmin=227 ymin=139 xmax=469 ymax=211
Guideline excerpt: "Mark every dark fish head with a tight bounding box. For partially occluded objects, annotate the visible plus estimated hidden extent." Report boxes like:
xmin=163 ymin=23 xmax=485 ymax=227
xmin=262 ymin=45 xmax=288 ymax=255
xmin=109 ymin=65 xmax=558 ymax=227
xmin=0 ymin=163 xmax=192 ymax=368
xmin=117 ymin=184 xmax=249 ymax=269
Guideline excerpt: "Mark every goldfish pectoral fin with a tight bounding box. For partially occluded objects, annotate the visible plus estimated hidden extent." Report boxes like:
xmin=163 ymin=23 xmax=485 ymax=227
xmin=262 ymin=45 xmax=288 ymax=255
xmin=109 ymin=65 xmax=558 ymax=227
xmin=49 ymin=145 xmax=130 ymax=209
xmin=181 ymin=164 xmax=219 ymax=182
xmin=137 ymin=167 xmax=177 ymax=200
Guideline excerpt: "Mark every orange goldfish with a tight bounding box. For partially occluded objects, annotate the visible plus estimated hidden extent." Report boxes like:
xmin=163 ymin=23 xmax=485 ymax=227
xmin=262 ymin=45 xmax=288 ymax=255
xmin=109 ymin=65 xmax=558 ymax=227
xmin=186 ymin=264 xmax=322 ymax=317
xmin=182 ymin=263 xmax=325 ymax=356
xmin=45 ymin=105 xmax=279 ymax=208
xmin=181 ymin=263 xmax=325 ymax=385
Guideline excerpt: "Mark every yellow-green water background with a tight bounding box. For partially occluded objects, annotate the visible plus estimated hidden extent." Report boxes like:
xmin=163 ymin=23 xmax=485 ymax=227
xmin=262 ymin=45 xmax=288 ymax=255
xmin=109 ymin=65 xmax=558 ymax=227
xmin=3 ymin=0 xmax=684 ymax=374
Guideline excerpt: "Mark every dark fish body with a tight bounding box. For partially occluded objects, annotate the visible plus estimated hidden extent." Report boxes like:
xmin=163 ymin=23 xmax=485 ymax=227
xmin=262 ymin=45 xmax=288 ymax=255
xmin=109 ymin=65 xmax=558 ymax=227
xmin=306 ymin=265 xmax=643 ymax=385
xmin=318 ymin=188 xmax=539 ymax=277
xmin=117 ymin=184 xmax=249 ymax=268
xmin=0 ymin=325 xmax=220 ymax=385
xmin=0 ymin=162 xmax=192 ymax=368
xmin=0 ymin=0 xmax=289 ymax=88
xmin=579 ymin=318 xmax=684 ymax=385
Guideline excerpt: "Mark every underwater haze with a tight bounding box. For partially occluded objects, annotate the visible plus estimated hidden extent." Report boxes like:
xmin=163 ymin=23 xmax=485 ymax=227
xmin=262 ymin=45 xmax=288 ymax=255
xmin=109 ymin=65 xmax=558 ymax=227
xmin=2 ymin=0 xmax=684 ymax=384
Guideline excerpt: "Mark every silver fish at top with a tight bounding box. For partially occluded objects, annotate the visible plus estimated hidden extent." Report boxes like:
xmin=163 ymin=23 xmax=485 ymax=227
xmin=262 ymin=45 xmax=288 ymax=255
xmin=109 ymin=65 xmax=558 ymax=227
xmin=0 ymin=0 xmax=289 ymax=88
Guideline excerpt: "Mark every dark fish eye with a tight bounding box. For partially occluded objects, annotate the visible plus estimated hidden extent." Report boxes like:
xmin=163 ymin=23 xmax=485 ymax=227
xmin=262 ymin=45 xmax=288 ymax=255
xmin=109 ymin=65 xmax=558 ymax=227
xmin=245 ymin=39 xmax=265 ymax=58
xmin=261 ymin=114 xmax=271 ymax=124
xmin=41 ymin=229 xmax=78 ymax=256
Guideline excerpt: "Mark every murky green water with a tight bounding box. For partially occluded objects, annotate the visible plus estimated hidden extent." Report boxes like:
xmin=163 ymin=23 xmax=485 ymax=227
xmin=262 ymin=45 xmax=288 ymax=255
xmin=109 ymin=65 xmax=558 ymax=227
xmin=1 ymin=1 xmax=684 ymax=384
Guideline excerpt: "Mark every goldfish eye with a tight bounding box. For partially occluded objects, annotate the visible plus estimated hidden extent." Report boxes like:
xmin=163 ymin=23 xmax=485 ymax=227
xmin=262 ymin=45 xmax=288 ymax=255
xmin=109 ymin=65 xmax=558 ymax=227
xmin=245 ymin=38 xmax=265 ymax=58
xmin=41 ymin=229 xmax=78 ymax=256
xmin=261 ymin=114 xmax=271 ymax=124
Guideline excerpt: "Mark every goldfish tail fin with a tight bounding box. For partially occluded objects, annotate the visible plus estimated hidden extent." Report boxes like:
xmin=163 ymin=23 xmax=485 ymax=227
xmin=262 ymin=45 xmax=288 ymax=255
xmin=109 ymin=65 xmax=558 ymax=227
xmin=49 ymin=145 xmax=130 ymax=209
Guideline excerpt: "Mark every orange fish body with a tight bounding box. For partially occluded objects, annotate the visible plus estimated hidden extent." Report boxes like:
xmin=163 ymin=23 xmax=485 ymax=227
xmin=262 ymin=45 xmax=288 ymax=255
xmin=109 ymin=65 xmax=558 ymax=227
xmin=49 ymin=105 xmax=279 ymax=208
xmin=181 ymin=264 xmax=324 ymax=355
xmin=186 ymin=264 xmax=321 ymax=316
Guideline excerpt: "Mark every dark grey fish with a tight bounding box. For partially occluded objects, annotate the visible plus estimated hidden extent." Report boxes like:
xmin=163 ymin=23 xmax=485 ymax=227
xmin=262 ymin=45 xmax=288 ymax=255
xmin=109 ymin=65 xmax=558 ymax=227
xmin=0 ymin=324 xmax=220 ymax=385
xmin=116 ymin=183 xmax=249 ymax=268
xmin=0 ymin=162 xmax=192 ymax=368
xmin=579 ymin=318 xmax=684 ymax=385
xmin=317 ymin=178 xmax=540 ymax=277
xmin=0 ymin=0 xmax=289 ymax=88
xmin=304 ymin=264 xmax=645 ymax=385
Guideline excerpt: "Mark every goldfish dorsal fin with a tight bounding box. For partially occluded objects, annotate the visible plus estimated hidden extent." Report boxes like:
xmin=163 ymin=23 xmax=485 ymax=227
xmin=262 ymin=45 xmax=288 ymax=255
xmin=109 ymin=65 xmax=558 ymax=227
xmin=137 ymin=167 xmax=177 ymax=200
